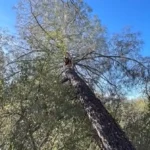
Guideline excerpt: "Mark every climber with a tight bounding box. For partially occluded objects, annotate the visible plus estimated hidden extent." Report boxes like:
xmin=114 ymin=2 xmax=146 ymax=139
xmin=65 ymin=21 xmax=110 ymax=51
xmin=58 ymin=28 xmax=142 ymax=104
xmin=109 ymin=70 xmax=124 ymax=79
xmin=64 ymin=52 xmax=73 ymax=68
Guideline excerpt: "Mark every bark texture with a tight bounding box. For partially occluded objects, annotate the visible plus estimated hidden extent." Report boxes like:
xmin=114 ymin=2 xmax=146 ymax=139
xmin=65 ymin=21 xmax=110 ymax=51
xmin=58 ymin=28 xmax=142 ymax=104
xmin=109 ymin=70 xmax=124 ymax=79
xmin=63 ymin=68 xmax=135 ymax=150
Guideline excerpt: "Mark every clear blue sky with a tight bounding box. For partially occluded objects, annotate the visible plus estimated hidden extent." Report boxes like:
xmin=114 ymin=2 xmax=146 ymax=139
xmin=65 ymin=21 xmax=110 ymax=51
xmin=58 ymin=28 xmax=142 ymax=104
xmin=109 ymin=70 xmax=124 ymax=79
xmin=0 ymin=0 xmax=149 ymax=56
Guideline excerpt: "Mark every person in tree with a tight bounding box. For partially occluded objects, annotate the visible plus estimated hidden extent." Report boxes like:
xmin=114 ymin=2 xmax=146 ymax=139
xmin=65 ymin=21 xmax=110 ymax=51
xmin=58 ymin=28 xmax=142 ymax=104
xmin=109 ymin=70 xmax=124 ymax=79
xmin=64 ymin=52 xmax=73 ymax=68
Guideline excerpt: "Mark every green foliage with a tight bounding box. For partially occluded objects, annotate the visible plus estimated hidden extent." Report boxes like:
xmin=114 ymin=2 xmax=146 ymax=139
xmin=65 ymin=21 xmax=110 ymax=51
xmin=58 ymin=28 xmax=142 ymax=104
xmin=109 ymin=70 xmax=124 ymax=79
xmin=0 ymin=52 xmax=100 ymax=149
xmin=0 ymin=0 xmax=150 ymax=149
xmin=105 ymin=99 xmax=150 ymax=150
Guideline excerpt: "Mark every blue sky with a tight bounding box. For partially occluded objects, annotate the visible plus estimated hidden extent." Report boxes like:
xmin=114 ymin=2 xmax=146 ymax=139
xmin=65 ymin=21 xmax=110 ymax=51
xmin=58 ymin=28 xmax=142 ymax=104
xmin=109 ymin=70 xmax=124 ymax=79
xmin=0 ymin=0 xmax=18 ymax=32
xmin=85 ymin=0 xmax=150 ymax=56
xmin=0 ymin=0 xmax=149 ymax=56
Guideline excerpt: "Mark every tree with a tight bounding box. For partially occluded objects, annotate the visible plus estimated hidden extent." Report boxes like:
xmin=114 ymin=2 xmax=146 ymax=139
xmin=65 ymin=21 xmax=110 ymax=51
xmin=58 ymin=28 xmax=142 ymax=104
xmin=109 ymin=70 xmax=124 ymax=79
xmin=0 ymin=0 xmax=150 ymax=149
xmin=62 ymin=68 xmax=135 ymax=149
xmin=15 ymin=0 xmax=150 ymax=97
xmin=108 ymin=98 xmax=150 ymax=150
xmin=0 ymin=30 xmax=100 ymax=149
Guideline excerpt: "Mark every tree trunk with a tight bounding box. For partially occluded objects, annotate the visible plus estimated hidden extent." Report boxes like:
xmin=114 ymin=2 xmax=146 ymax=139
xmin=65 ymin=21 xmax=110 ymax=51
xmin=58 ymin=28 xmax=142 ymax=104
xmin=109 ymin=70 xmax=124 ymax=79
xmin=62 ymin=68 xmax=135 ymax=150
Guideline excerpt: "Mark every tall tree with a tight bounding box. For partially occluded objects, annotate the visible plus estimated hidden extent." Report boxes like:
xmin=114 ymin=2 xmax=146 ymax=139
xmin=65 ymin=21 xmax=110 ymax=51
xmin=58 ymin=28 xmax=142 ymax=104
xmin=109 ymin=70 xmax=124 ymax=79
xmin=62 ymin=67 xmax=136 ymax=149
xmin=15 ymin=0 xmax=149 ymax=97
xmin=0 ymin=0 xmax=149 ymax=149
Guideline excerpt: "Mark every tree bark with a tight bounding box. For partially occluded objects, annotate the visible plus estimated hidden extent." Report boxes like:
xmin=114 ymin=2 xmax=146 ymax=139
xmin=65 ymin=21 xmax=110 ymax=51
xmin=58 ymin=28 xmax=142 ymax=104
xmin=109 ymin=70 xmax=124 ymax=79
xmin=62 ymin=68 xmax=135 ymax=150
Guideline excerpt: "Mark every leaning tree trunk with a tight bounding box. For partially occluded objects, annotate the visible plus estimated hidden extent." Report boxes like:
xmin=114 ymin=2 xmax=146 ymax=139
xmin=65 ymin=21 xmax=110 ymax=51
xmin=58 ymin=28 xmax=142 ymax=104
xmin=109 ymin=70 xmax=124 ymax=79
xmin=62 ymin=68 xmax=135 ymax=150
